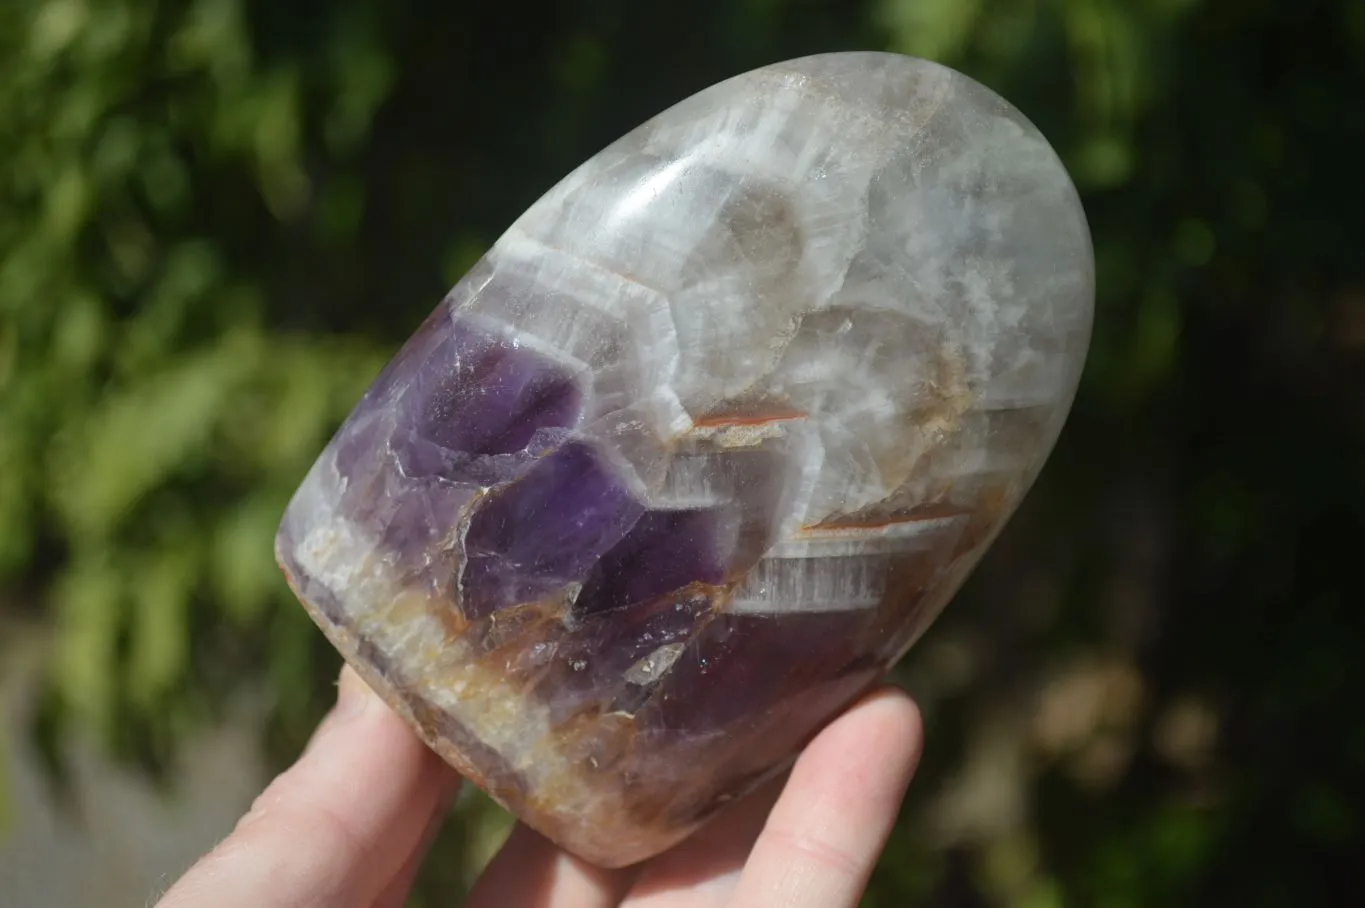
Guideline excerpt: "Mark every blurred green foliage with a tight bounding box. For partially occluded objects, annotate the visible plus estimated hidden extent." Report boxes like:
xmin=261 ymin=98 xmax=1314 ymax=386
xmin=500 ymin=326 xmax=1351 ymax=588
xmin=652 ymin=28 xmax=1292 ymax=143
xmin=2 ymin=0 xmax=1363 ymax=905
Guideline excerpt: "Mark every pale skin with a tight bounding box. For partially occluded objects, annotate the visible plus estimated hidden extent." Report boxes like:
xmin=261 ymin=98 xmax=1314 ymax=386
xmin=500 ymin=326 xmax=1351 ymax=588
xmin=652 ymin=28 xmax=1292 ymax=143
xmin=156 ymin=666 xmax=922 ymax=908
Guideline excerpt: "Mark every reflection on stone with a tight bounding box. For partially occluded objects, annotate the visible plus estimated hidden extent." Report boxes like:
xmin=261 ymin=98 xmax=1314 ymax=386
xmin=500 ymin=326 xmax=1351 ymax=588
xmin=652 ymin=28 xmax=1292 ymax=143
xmin=276 ymin=51 xmax=1093 ymax=867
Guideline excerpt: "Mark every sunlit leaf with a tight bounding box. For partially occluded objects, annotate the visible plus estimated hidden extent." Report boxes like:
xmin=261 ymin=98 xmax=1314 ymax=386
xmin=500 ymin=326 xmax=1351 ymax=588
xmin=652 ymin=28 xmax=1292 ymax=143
xmin=212 ymin=493 xmax=290 ymax=625
xmin=127 ymin=542 xmax=199 ymax=708
xmin=51 ymin=332 xmax=261 ymax=540
xmin=51 ymin=553 xmax=122 ymax=733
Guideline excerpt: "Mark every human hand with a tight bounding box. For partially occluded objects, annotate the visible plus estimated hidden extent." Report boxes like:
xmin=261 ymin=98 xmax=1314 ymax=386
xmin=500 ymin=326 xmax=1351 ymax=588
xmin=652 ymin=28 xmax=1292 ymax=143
xmin=156 ymin=666 xmax=922 ymax=908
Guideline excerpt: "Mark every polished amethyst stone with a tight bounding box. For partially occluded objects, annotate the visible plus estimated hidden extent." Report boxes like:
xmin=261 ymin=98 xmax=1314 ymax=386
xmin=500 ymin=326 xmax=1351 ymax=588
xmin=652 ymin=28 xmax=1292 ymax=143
xmin=276 ymin=51 xmax=1093 ymax=866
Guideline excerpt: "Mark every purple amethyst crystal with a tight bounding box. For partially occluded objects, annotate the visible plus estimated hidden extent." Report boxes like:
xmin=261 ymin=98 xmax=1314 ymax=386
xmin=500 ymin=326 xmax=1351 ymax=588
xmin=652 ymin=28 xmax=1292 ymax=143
xmin=276 ymin=51 xmax=1093 ymax=866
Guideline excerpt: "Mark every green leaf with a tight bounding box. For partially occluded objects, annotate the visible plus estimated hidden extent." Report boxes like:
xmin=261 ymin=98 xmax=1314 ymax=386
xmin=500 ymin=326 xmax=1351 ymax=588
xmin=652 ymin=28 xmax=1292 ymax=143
xmin=878 ymin=0 xmax=984 ymax=61
xmin=51 ymin=331 xmax=261 ymax=541
xmin=51 ymin=553 xmax=122 ymax=734
xmin=212 ymin=493 xmax=289 ymax=625
xmin=127 ymin=544 xmax=198 ymax=708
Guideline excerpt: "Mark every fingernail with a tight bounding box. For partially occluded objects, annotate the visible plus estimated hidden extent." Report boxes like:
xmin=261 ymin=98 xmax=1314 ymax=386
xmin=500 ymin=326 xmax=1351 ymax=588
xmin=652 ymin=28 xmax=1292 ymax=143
xmin=333 ymin=665 xmax=375 ymax=722
xmin=301 ymin=667 xmax=377 ymax=755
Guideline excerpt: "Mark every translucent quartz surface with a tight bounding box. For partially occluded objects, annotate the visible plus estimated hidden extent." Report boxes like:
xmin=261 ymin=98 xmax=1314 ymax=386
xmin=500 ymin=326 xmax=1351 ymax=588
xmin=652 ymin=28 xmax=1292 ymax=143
xmin=277 ymin=51 xmax=1093 ymax=867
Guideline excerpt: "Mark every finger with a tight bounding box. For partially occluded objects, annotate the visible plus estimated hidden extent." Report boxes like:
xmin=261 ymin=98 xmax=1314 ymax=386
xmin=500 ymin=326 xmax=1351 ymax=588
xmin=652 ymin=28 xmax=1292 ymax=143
xmin=620 ymin=769 xmax=788 ymax=908
xmin=371 ymin=791 xmax=453 ymax=908
xmin=726 ymin=686 xmax=923 ymax=908
xmin=466 ymin=822 xmax=638 ymax=908
xmin=156 ymin=666 xmax=461 ymax=908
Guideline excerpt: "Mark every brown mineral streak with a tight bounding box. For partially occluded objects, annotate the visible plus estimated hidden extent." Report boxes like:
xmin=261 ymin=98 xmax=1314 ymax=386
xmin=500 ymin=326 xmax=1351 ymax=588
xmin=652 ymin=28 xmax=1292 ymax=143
xmin=439 ymin=575 xmax=866 ymax=849
xmin=279 ymin=480 xmax=1006 ymax=868
xmin=439 ymin=594 xmax=722 ymax=838
xmin=282 ymin=560 xmax=681 ymax=865
xmin=804 ymin=501 xmax=973 ymax=531
xmin=691 ymin=407 xmax=808 ymax=428
xmin=277 ymin=560 xmax=529 ymax=803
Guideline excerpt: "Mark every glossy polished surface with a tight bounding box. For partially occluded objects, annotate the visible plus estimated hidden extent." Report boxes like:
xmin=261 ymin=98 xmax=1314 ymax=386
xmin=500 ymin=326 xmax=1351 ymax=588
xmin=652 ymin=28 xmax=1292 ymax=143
xmin=277 ymin=51 xmax=1093 ymax=866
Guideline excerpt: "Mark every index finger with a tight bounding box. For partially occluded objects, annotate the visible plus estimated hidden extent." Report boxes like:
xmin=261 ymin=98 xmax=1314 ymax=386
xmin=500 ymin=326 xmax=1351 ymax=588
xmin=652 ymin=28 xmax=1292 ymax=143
xmin=156 ymin=666 xmax=460 ymax=908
